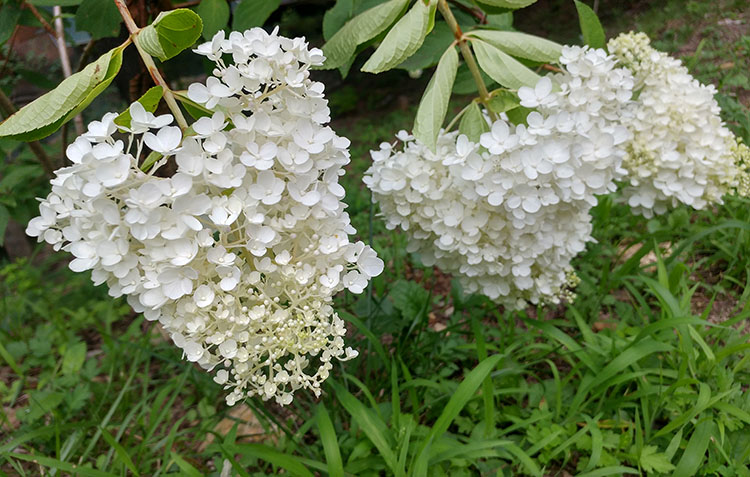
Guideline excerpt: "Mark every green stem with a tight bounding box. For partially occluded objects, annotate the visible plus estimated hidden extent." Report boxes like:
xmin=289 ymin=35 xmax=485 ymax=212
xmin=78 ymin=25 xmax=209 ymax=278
xmin=113 ymin=0 xmax=189 ymax=130
xmin=437 ymin=0 xmax=490 ymax=104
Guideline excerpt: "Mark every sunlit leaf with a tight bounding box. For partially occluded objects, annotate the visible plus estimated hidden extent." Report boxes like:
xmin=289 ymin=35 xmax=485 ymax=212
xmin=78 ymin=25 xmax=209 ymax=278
xmin=413 ymin=45 xmax=458 ymax=151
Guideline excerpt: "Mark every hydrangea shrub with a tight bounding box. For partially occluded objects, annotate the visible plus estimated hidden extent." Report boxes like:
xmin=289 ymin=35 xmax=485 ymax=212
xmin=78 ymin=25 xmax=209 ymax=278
xmin=26 ymin=28 xmax=383 ymax=406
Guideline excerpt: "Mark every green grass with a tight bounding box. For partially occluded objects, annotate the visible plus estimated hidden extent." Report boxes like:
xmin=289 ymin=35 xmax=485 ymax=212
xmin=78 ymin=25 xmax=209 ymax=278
xmin=2 ymin=1 xmax=750 ymax=475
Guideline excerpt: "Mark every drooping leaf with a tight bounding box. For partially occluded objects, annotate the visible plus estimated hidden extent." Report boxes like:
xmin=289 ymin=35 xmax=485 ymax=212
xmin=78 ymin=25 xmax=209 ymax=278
xmin=232 ymin=0 xmax=281 ymax=31
xmin=75 ymin=0 xmax=122 ymax=40
xmin=0 ymin=46 xmax=123 ymax=141
xmin=138 ymin=8 xmax=203 ymax=61
xmin=322 ymin=0 xmax=354 ymax=41
xmin=362 ymin=0 xmax=437 ymax=74
xmin=459 ymin=101 xmax=489 ymax=142
xmin=196 ymin=0 xmax=230 ymax=40
xmin=114 ymin=86 xmax=164 ymax=129
xmin=0 ymin=0 xmax=22 ymax=46
xmin=471 ymin=38 xmax=541 ymax=89
xmin=468 ymin=30 xmax=562 ymax=62
xmin=398 ymin=21 xmax=454 ymax=71
xmin=574 ymin=0 xmax=605 ymax=49
xmin=413 ymin=45 xmax=458 ymax=151
xmin=321 ymin=0 xmax=409 ymax=70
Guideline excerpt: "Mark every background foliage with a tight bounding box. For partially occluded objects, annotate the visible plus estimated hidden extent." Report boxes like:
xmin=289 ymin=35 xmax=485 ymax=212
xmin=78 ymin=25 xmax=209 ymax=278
xmin=1 ymin=0 xmax=750 ymax=475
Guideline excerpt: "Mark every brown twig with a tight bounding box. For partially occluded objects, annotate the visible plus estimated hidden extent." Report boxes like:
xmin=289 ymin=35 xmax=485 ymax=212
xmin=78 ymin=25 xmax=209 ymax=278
xmin=23 ymin=1 xmax=57 ymax=37
xmin=0 ymin=89 xmax=55 ymax=178
xmin=542 ymin=64 xmax=563 ymax=73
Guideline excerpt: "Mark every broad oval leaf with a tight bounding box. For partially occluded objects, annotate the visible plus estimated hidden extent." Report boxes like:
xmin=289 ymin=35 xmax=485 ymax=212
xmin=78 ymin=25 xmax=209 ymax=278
xmin=468 ymin=30 xmax=562 ymax=63
xmin=232 ymin=0 xmax=281 ymax=31
xmin=398 ymin=21 xmax=454 ymax=71
xmin=471 ymin=38 xmax=541 ymax=90
xmin=138 ymin=8 xmax=202 ymax=61
xmin=114 ymin=86 xmax=164 ymax=129
xmin=321 ymin=0 xmax=409 ymax=70
xmin=361 ymin=0 xmax=437 ymax=74
xmin=458 ymin=101 xmax=490 ymax=143
xmin=0 ymin=46 xmax=123 ymax=141
xmin=574 ymin=0 xmax=605 ymax=49
xmin=196 ymin=0 xmax=230 ymax=40
xmin=413 ymin=45 xmax=459 ymax=151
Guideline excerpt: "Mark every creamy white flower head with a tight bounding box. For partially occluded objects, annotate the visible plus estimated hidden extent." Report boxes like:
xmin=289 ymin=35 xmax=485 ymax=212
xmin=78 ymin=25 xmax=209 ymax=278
xmin=365 ymin=44 xmax=633 ymax=308
xmin=608 ymin=31 xmax=747 ymax=217
xmin=26 ymin=27 xmax=383 ymax=407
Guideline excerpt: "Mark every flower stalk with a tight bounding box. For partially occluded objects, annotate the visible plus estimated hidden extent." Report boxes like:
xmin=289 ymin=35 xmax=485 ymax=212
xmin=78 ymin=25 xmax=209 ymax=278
xmin=113 ymin=0 xmax=189 ymax=130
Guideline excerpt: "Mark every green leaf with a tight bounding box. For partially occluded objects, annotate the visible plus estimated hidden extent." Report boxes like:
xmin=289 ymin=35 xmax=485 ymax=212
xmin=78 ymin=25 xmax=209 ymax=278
xmin=138 ymin=9 xmax=203 ymax=61
xmin=574 ymin=0 xmax=605 ymax=49
xmin=323 ymin=0 xmax=354 ymax=41
xmin=487 ymin=88 xmax=521 ymax=114
xmin=100 ymin=428 xmax=140 ymax=476
xmin=196 ymin=0 xmax=229 ymax=40
xmin=170 ymin=452 xmax=203 ymax=477
xmin=458 ymin=101 xmax=489 ymax=142
xmin=0 ymin=1 xmax=22 ymax=46
xmin=413 ymin=45 xmax=458 ymax=151
xmin=0 ymin=46 xmax=123 ymax=141
xmin=639 ymin=445 xmax=675 ymax=474
xmin=232 ymin=0 xmax=281 ymax=31
xmin=75 ymin=0 xmax=122 ymax=40
xmin=316 ymin=404 xmax=344 ymax=477
xmin=62 ymin=341 xmax=87 ymax=376
xmin=0 ymin=203 xmax=8 ymax=247
xmin=234 ymin=444 xmax=314 ymax=477
xmin=398 ymin=21 xmax=454 ymax=71
xmin=332 ymin=382 xmax=399 ymax=473
xmin=468 ymin=30 xmax=562 ymax=62
xmin=321 ymin=0 xmax=409 ymax=70
xmin=473 ymin=0 xmax=536 ymax=8
xmin=453 ymin=65 xmax=495 ymax=94
xmin=6 ymin=453 xmax=116 ymax=477
xmin=174 ymin=90 xmax=214 ymax=120
xmin=114 ymin=86 xmax=164 ymax=129
xmin=362 ymin=0 xmax=436 ymax=74
xmin=673 ymin=419 xmax=714 ymax=475
xmin=22 ymin=391 xmax=65 ymax=422
xmin=412 ymin=355 xmax=503 ymax=471
xmin=471 ymin=38 xmax=541 ymax=89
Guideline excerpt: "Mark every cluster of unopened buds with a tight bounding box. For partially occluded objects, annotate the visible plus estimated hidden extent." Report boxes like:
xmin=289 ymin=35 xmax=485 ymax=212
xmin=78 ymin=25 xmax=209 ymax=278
xmin=27 ymin=27 xmax=383 ymax=406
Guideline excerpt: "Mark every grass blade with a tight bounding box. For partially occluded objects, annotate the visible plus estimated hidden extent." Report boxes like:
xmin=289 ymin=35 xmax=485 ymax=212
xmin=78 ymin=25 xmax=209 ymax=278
xmin=316 ymin=404 xmax=344 ymax=477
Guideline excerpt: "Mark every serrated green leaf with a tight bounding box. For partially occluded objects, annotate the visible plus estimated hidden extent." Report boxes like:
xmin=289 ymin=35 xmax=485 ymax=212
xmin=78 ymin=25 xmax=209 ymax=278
xmin=398 ymin=21 xmax=454 ymax=71
xmin=458 ymin=101 xmax=489 ymax=142
xmin=322 ymin=0 xmax=354 ymax=41
xmin=574 ymin=0 xmax=605 ymax=49
xmin=471 ymin=38 xmax=541 ymax=89
xmin=468 ymin=30 xmax=562 ymax=62
xmin=115 ymin=86 xmax=164 ymax=128
xmin=139 ymin=9 xmax=202 ymax=61
xmin=232 ymin=0 xmax=281 ymax=31
xmin=196 ymin=0 xmax=229 ymax=40
xmin=413 ymin=45 xmax=458 ymax=151
xmin=62 ymin=341 xmax=87 ymax=375
xmin=0 ymin=47 xmax=122 ymax=141
xmin=362 ymin=0 xmax=436 ymax=74
xmin=75 ymin=0 xmax=122 ymax=40
xmin=487 ymin=88 xmax=521 ymax=114
xmin=321 ymin=0 xmax=409 ymax=70
xmin=474 ymin=0 xmax=536 ymax=8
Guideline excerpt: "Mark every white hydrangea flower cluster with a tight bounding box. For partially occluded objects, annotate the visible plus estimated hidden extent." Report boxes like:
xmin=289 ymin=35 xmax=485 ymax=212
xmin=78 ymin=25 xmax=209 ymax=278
xmin=365 ymin=46 xmax=633 ymax=309
xmin=608 ymin=31 xmax=749 ymax=217
xmin=26 ymin=27 xmax=383 ymax=406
